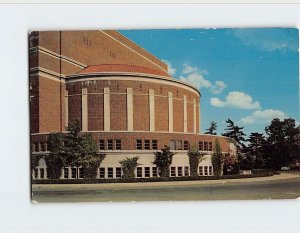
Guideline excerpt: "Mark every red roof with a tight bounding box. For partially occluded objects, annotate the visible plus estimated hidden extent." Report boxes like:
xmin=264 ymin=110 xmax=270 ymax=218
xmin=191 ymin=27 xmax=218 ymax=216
xmin=77 ymin=64 xmax=171 ymax=78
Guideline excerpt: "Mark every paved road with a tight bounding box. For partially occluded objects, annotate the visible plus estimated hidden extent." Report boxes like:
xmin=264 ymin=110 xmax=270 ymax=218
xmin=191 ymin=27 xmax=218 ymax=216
xmin=32 ymin=174 xmax=300 ymax=202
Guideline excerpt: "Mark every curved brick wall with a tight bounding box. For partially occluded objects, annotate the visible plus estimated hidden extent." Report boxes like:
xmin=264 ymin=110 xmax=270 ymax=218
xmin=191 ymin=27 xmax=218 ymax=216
xmin=65 ymin=70 xmax=201 ymax=134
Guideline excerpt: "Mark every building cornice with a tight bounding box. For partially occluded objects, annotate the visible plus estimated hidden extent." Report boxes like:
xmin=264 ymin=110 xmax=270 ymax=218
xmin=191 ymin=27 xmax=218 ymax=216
xmin=30 ymin=46 xmax=87 ymax=69
xmin=66 ymin=73 xmax=201 ymax=97
xmin=30 ymin=67 xmax=66 ymax=82
xmin=31 ymin=131 xmax=231 ymax=140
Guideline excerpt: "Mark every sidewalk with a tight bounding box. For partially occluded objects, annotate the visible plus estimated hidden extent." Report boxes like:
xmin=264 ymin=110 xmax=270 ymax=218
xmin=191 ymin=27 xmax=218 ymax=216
xmin=32 ymin=172 xmax=300 ymax=192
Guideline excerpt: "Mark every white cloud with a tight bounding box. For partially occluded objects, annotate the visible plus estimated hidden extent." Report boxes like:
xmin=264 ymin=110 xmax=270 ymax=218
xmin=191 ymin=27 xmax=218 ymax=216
xmin=180 ymin=73 xmax=212 ymax=89
xmin=210 ymin=91 xmax=261 ymax=110
xmin=210 ymin=98 xmax=226 ymax=107
xmin=240 ymin=109 xmax=288 ymax=125
xmin=162 ymin=60 xmax=176 ymax=76
xmin=180 ymin=64 xmax=226 ymax=94
xmin=210 ymin=81 xmax=226 ymax=94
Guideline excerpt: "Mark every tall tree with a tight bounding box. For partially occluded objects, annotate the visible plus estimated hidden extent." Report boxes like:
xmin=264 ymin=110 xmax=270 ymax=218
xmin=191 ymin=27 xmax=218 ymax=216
xmin=46 ymin=132 xmax=65 ymax=179
xmin=246 ymin=132 xmax=266 ymax=168
xmin=204 ymin=121 xmax=218 ymax=135
xmin=211 ymin=139 xmax=224 ymax=176
xmin=46 ymin=120 xmax=105 ymax=179
xmin=264 ymin=118 xmax=300 ymax=170
xmin=187 ymin=144 xmax=205 ymax=177
xmin=222 ymin=118 xmax=247 ymax=148
xmin=153 ymin=146 xmax=175 ymax=178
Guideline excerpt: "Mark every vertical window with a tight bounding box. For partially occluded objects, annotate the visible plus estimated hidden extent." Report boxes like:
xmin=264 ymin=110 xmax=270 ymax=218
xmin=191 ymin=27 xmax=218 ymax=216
xmin=40 ymin=142 xmax=45 ymax=151
xmin=178 ymin=167 xmax=183 ymax=177
xmin=204 ymin=166 xmax=208 ymax=176
xmin=34 ymin=168 xmax=39 ymax=179
xmin=99 ymin=168 xmax=105 ymax=178
xmin=204 ymin=142 xmax=208 ymax=151
xmin=116 ymin=167 xmax=122 ymax=178
xmin=152 ymin=140 xmax=158 ymax=150
xmin=199 ymin=141 xmax=203 ymax=151
xmin=71 ymin=167 xmax=77 ymax=179
xmin=209 ymin=166 xmax=213 ymax=176
xmin=107 ymin=140 xmax=113 ymax=150
xmin=108 ymin=167 xmax=113 ymax=178
xmin=115 ymin=139 xmax=121 ymax=150
xmin=32 ymin=143 xmax=36 ymax=152
xmin=136 ymin=139 xmax=142 ymax=150
xmin=152 ymin=167 xmax=158 ymax=177
xmin=40 ymin=168 xmax=44 ymax=179
xmin=176 ymin=140 xmax=182 ymax=150
xmin=99 ymin=140 xmax=105 ymax=150
xmin=64 ymin=168 xmax=69 ymax=179
xmin=137 ymin=167 xmax=142 ymax=178
xmin=184 ymin=141 xmax=189 ymax=150
xmin=170 ymin=167 xmax=176 ymax=177
xmin=199 ymin=166 xmax=203 ymax=176
xmin=208 ymin=142 xmax=213 ymax=151
xmin=144 ymin=140 xmax=150 ymax=150
xmin=184 ymin=166 xmax=189 ymax=177
xmin=78 ymin=167 xmax=84 ymax=179
xmin=144 ymin=167 xmax=150 ymax=177
xmin=139 ymin=84 xmax=142 ymax=91
xmin=41 ymin=142 xmax=47 ymax=151
xmin=37 ymin=142 xmax=41 ymax=152
xmin=170 ymin=140 xmax=176 ymax=150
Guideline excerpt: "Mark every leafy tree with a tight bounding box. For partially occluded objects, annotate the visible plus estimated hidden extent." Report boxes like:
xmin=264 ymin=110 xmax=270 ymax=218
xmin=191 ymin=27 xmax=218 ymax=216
xmin=211 ymin=139 xmax=225 ymax=176
xmin=222 ymin=118 xmax=246 ymax=148
xmin=238 ymin=153 xmax=254 ymax=170
xmin=223 ymin=153 xmax=239 ymax=175
xmin=187 ymin=144 xmax=205 ymax=177
xmin=46 ymin=120 xmax=105 ymax=179
xmin=246 ymin=132 xmax=266 ymax=169
xmin=119 ymin=156 xmax=140 ymax=180
xmin=204 ymin=121 xmax=218 ymax=135
xmin=264 ymin=118 xmax=300 ymax=170
xmin=46 ymin=132 xmax=65 ymax=179
xmin=153 ymin=146 xmax=175 ymax=177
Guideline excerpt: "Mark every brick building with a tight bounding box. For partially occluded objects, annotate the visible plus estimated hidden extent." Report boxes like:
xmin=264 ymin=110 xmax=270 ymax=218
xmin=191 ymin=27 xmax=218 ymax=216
xmin=30 ymin=30 xmax=236 ymax=179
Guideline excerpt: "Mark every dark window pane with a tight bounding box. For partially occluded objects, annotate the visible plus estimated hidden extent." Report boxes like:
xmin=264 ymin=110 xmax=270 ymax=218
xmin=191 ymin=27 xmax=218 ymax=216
xmin=145 ymin=167 xmax=150 ymax=177
xmin=137 ymin=167 xmax=142 ymax=178
xmin=116 ymin=167 xmax=122 ymax=178
xmin=144 ymin=140 xmax=150 ymax=150
xmin=108 ymin=167 xmax=113 ymax=178
xmin=99 ymin=168 xmax=105 ymax=178
xmin=116 ymin=139 xmax=121 ymax=150
xmin=152 ymin=140 xmax=158 ymax=150
xmin=99 ymin=140 xmax=105 ymax=150
xmin=107 ymin=140 xmax=113 ymax=150
xmin=136 ymin=139 xmax=142 ymax=150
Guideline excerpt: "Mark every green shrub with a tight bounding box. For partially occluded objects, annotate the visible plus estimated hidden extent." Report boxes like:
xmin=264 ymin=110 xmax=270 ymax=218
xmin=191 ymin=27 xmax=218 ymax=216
xmin=32 ymin=172 xmax=274 ymax=185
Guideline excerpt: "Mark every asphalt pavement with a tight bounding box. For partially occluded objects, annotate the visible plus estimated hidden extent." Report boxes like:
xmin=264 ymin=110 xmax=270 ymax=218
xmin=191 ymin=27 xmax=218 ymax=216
xmin=32 ymin=172 xmax=300 ymax=202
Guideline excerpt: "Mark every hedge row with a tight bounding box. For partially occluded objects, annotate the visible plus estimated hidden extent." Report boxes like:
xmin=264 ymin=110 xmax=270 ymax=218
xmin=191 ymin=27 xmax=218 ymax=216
xmin=32 ymin=172 xmax=274 ymax=184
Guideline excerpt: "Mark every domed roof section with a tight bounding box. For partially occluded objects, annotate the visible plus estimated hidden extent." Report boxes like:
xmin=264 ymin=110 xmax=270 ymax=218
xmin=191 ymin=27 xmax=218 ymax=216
xmin=77 ymin=64 xmax=171 ymax=78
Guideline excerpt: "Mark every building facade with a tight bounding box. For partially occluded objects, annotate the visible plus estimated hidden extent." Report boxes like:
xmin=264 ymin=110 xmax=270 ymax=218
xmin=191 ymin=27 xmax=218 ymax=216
xmin=30 ymin=30 xmax=236 ymax=179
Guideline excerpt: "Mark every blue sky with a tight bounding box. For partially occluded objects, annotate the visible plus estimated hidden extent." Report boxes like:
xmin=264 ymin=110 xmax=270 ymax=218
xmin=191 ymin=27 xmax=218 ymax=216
xmin=120 ymin=28 xmax=299 ymax=136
